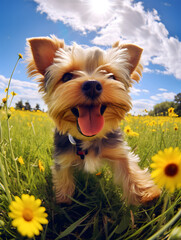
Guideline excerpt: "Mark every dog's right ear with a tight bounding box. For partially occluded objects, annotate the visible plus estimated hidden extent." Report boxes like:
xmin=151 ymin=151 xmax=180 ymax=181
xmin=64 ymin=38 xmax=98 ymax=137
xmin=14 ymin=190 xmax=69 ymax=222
xmin=27 ymin=36 xmax=64 ymax=76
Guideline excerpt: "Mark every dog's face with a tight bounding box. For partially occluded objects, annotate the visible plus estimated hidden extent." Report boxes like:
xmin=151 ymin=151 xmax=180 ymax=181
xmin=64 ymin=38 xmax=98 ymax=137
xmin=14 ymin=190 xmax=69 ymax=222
xmin=27 ymin=36 xmax=143 ymax=140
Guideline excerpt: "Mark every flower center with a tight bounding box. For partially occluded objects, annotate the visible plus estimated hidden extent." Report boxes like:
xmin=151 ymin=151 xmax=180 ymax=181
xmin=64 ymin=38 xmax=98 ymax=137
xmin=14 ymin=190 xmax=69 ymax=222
xmin=23 ymin=208 xmax=33 ymax=222
xmin=164 ymin=163 xmax=179 ymax=177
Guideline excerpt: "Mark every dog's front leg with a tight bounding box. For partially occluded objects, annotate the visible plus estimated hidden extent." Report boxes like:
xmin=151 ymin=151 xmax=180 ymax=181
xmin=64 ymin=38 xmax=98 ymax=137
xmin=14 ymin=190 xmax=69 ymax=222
xmin=102 ymin=144 xmax=161 ymax=205
xmin=52 ymin=153 xmax=75 ymax=204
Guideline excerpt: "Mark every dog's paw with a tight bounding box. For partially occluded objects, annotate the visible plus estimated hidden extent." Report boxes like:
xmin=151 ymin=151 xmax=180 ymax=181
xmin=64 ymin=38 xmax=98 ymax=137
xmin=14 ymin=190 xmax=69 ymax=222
xmin=55 ymin=194 xmax=72 ymax=204
xmin=140 ymin=185 xmax=161 ymax=204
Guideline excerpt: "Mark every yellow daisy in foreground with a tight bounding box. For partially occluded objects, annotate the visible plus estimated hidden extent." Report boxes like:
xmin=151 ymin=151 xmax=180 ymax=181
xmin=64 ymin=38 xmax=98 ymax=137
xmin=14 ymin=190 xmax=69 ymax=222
xmin=150 ymin=147 xmax=181 ymax=193
xmin=9 ymin=194 xmax=48 ymax=238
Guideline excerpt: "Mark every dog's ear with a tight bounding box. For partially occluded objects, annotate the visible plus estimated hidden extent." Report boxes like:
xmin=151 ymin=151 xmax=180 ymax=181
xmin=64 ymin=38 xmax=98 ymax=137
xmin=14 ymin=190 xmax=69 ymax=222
xmin=27 ymin=36 xmax=64 ymax=75
xmin=113 ymin=42 xmax=143 ymax=81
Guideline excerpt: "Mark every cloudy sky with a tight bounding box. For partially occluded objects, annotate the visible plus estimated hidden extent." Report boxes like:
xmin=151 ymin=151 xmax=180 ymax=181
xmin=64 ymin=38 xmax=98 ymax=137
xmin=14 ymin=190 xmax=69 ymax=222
xmin=1 ymin=0 xmax=181 ymax=114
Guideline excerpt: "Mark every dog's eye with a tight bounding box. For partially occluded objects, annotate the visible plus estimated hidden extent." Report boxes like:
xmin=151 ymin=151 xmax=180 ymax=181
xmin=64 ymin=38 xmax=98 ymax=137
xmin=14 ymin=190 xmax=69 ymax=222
xmin=61 ymin=72 xmax=74 ymax=82
xmin=108 ymin=74 xmax=116 ymax=80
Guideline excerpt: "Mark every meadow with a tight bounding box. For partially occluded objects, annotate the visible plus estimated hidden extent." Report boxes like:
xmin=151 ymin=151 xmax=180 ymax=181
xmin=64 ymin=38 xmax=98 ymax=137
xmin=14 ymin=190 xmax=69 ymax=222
xmin=0 ymin=107 xmax=181 ymax=240
xmin=1 ymin=55 xmax=181 ymax=240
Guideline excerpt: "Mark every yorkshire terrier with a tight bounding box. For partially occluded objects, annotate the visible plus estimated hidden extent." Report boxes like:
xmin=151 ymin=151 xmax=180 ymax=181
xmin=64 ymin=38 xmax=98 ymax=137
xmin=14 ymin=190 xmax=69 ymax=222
xmin=27 ymin=35 xmax=160 ymax=205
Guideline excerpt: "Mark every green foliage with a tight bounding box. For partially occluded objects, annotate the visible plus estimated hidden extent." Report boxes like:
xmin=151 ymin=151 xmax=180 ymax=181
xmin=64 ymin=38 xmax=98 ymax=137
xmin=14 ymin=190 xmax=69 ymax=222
xmin=149 ymin=93 xmax=181 ymax=117
xmin=149 ymin=101 xmax=175 ymax=116
xmin=15 ymin=100 xmax=24 ymax=110
xmin=174 ymin=93 xmax=181 ymax=117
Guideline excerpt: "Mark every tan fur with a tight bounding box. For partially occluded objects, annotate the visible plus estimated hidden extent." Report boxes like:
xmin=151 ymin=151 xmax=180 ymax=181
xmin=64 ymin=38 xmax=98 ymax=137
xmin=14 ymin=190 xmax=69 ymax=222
xmin=102 ymin=144 xmax=161 ymax=204
xmin=52 ymin=153 xmax=76 ymax=203
xmin=26 ymin=35 xmax=160 ymax=205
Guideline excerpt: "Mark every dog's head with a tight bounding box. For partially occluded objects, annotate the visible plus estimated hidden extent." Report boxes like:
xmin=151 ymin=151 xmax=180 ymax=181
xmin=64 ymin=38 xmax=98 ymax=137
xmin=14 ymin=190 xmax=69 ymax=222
xmin=27 ymin=35 xmax=143 ymax=140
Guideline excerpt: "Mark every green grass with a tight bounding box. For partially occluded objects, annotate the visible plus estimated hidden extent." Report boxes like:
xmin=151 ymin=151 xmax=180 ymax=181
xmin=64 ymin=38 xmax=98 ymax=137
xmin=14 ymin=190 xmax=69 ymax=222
xmin=0 ymin=108 xmax=181 ymax=240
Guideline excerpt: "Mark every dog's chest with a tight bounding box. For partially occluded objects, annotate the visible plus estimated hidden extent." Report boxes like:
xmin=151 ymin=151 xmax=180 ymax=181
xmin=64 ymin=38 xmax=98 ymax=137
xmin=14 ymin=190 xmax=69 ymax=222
xmin=54 ymin=128 xmax=123 ymax=173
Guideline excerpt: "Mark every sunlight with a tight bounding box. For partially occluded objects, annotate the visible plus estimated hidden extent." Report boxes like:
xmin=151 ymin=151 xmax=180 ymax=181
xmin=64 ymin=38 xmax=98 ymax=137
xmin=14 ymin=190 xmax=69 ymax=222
xmin=89 ymin=0 xmax=111 ymax=15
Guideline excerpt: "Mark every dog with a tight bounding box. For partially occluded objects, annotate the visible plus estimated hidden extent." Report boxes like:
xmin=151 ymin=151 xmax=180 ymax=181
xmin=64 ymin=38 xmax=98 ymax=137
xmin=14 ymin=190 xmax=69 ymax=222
xmin=27 ymin=35 xmax=160 ymax=205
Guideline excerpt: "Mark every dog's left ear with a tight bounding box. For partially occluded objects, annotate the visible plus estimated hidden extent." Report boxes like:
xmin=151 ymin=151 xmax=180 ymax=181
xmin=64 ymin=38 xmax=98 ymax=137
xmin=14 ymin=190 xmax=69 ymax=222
xmin=113 ymin=42 xmax=143 ymax=81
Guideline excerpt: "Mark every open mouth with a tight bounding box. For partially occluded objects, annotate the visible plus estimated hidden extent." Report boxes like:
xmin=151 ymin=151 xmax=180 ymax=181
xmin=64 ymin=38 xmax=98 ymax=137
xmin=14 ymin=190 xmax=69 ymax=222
xmin=71 ymin=105 xmax=107 ymax=137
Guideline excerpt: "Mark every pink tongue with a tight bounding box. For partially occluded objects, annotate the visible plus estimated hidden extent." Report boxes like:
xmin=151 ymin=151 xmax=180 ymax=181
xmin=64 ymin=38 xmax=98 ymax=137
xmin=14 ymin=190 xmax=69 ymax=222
xmin=78 ymin=105 xmax=104 ymax=136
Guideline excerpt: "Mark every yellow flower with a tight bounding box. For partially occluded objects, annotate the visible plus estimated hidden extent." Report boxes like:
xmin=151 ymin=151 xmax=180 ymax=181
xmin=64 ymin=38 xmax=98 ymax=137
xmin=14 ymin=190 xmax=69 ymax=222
xmin=5 ymin=88 xmax=8 ymax=92
xmin=124 ymin=126 xmax=139 ymax=137
xmin=124 ymin=126 xmax=132 ymax=134
xmin=18 ymin=53 xmax=23 ymax=59
xmin=9 ymin=194 xmax=48 ymax=238
xmin=129 ymin=131 xmax=139 ymax=137
xmin=38 ymin=160 xmax=45 ymax=172
xmin=2 ymin=97 xmax=7 ymax=103
xmin=174 ymin=124 xmax=178 ymax=131
xmin=150 ymin=147 xmax=181 ymax=193
xmin=10 ymin=107 xmax=15 ymax=112
xmin=168 ymin=107 xmax=174 ymax=114
xmin=18 ymin=156 xmax=24 ymax=165
xmin=168 ymin=107 xmax=178 ymax=117
xmin=11 ymin=91 xmax=17 ymax=96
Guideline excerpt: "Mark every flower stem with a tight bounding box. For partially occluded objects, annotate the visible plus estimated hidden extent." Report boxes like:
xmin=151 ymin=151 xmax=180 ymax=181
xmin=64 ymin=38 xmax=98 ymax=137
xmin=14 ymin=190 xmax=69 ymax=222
xmin=8 ymin=95 xmax=14 ymax=109
xmin=147 ymin=208 xmax=181 ymax=240
xmin=5 ymin=55 xmax=22 ymax=187
xmin=5 ymin=57 xmax=20 ymax=103
xmin=0 ymin=156 xmax=12 ymax=203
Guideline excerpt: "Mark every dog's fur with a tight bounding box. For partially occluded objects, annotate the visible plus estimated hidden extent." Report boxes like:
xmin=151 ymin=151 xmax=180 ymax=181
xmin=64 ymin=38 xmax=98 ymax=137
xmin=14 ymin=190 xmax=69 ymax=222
xmin=27 ymin=35 xmax=160 ymax=205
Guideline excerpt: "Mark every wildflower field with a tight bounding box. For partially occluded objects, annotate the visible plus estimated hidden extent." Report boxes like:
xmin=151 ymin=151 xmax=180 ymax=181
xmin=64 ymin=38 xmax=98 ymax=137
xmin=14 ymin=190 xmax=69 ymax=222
xmin=0 ymin=108 xmax=181 ymax=240
xmin=1 ymin=56 xmax=181 ymax=239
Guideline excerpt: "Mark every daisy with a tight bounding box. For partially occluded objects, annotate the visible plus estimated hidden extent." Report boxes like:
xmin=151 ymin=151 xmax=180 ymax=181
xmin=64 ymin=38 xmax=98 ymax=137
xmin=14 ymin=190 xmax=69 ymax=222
xmin=18 ymin=53 xmax=23 ymax=59
xmin=124 ymin=126 xmax=132 ymax=134
xmin=11 ymin=91 xmax=17 ymax=96
xmin=168 ymin=107 xmax=174 ymax=115
xmin=150 ymin=147 xmax=181 ymax=193
xmin=9 ymin=194 xmax=48 ymax=238
xmin=2 ymin=98 xmax=7 ymax=104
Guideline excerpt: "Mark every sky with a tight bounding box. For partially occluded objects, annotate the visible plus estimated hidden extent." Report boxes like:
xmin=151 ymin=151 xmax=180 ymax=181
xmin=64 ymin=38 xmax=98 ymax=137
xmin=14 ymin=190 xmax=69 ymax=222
xmin=0 ymin=0 xmax=181 ymax=114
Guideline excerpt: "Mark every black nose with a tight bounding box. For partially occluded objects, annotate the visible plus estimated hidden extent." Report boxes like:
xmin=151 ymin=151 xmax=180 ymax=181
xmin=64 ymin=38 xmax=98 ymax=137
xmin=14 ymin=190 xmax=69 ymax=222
xmin=82 ymin=80 xmax=102 ymax=99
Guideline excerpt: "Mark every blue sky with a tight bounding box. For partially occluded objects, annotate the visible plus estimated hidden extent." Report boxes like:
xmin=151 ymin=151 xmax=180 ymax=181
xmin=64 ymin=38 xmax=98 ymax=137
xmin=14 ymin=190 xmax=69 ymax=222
xmin=0 ymin=0 xmax=181 ymax=114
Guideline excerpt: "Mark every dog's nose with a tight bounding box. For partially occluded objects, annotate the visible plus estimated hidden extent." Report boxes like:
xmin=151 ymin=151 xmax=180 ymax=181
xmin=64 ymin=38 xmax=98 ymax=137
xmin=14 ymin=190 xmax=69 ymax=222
xmin=82 ymin=80 xmax=102 ymax=99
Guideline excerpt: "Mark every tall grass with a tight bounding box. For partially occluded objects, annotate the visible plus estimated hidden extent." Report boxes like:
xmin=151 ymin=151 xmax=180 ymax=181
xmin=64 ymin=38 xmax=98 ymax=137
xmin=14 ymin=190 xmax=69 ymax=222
xmin=0 ymin=56 xmax=181 ymax=239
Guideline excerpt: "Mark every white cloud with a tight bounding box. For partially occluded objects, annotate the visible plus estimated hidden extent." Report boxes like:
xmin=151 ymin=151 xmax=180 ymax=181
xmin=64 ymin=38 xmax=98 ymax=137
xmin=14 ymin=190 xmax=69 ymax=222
xmin=34 ymin=0 xmax=181 ymax=80
xmin=130 ymin=98 xmax=155 ymax=114
xmin=0 ymin=75 xmax=46 ymax=109
xmin=0 ymin=75 xmax=38 ymax=90
xmin=130 ymin=87 xmax=149 ymax=96
xmin=150 ymin=92 xmax=176 ymax=101
xmin=158 ymin=88 xmax=167 ymax=92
